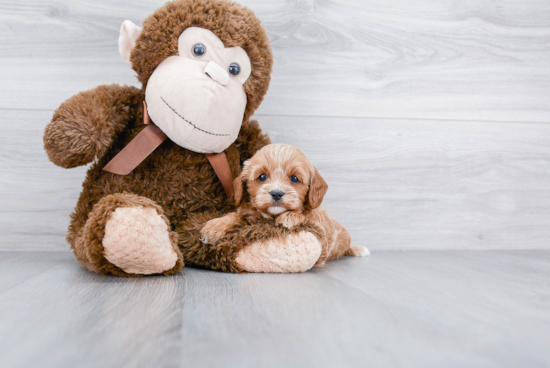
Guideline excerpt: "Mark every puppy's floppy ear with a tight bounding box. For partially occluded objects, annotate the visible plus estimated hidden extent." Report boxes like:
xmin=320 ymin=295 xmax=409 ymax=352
xmin=305 ymin=168 xmax=328 ymax=210
xmin=233 ymin=170 xmax=246 ymax=205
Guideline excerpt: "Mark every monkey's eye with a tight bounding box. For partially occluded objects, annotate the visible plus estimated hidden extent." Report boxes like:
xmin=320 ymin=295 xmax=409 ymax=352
xmin=290 ymin=175 xmax=300 ymax=183
xmin=192 ymin=43 xmax=206 ymax=58
xmin=228 ymin=63 xmax=240 ymax=76
xmin=258 ymin=174 xmax=267 ymax=182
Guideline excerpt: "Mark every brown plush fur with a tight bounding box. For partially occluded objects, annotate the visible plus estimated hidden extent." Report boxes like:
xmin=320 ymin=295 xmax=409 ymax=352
xmin=201 ymin=144 xmax=357 ymax=266
xmin=44 ymin=85 xmax=142 ymax=169
xmin=43 ymin=0 xmax=291 ymax=276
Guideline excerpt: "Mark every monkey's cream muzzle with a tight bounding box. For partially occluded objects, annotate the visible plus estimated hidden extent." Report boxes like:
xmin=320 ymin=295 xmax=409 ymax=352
xmin=145 ymin=56 xmax=246 ymax=154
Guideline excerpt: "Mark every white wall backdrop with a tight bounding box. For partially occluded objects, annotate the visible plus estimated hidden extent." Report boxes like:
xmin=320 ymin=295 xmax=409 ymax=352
xmin=1 ymin=0 xmax=549 ymax=251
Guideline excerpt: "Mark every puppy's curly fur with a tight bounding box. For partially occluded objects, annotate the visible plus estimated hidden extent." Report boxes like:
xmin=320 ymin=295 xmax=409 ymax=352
xmin=201 ymin=144 xmax=369 ymax=265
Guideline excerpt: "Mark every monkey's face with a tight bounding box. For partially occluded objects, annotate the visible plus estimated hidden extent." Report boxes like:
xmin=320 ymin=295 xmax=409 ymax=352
xmin=144 ymin=27 xmax=251 ymax=153
xmin=119 ymin=0 xmax=273 ymax=153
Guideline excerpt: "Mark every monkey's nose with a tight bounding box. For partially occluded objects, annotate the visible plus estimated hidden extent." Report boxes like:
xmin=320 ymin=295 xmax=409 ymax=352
xmin=204 ymin=61 xmax=229 ymax=86
xmin=271 ymin=190 xmax=284 ymax=202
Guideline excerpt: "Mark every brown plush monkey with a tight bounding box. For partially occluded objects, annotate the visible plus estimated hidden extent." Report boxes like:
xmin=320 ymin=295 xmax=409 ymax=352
xmin=43 ymin=0 xmax=324 ymax=276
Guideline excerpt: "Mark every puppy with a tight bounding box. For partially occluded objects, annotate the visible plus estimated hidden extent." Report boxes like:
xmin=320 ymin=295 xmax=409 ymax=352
xmin=200 ymin=144 xmax=369 ymax=265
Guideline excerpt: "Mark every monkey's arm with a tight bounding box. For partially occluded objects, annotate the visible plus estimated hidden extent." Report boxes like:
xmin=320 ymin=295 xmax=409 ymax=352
xmin=44 ymin=84 xmax=143 ymax=168
xmin=235 ymin=119 xmax=272 ymax=163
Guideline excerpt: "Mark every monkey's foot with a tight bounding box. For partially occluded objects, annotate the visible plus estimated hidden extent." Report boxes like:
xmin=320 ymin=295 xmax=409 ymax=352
xmin=103 ymin=206 xmax=179 ymax=275
xmin=235 ymin=231 xmax=322 ymax=273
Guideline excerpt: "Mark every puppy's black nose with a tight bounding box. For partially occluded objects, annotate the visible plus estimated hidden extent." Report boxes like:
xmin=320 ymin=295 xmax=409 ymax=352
xmin=271 ymin=190 xmax=284 ymax=202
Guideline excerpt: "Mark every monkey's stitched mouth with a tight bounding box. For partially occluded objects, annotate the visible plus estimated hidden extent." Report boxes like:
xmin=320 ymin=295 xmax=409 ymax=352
xmin=161 ymin=97 xmax=230 ymax=137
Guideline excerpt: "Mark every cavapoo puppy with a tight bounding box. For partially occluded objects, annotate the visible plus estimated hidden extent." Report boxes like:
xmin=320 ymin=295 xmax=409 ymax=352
xmin=200 ymin=144 xmax=369 ymax=266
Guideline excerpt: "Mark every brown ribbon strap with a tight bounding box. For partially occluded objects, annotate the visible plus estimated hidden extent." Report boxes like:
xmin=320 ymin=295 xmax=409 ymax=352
xmin=104 ymin=101 xmax=234 ymax=199
xmin=103 ymin=102 xmax=167 ymax=175
xmin=103 ymin=124 xmax=167 ymax=175
xmin=206 ymin=152 xmax=234 ymax=199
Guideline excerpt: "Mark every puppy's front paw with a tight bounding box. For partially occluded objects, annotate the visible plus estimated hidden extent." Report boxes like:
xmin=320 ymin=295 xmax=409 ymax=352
xmin=200 ymin=218 xmax=229 ymax=245
xmin=275 ymin=211 xmax=306 ymax=230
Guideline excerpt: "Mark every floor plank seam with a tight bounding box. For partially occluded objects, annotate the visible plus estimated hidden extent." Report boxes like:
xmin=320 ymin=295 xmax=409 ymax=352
xmin=3 ymin=107 xmax=550 ymax=126
xmin=254 ymin=113 xmax=550 ymax=126
xmin=0 ymin=260 xmax=68 ymax=296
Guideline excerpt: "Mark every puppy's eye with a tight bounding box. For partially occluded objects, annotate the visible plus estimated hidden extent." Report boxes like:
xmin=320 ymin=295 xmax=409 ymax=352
xmin=290 ymin=175 xmax=300 ymax=183
xmin=192 ymin=43 xmax=206 ymax=58
xmin=258 ymin=174 xmax=267 ymax=182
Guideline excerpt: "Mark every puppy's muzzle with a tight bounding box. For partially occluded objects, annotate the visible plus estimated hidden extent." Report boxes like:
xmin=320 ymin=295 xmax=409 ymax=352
xmin=270 ymin=190 xmax=284 ymax=202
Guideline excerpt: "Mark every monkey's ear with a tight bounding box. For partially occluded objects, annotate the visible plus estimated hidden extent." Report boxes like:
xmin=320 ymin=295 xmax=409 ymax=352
xmin=233 ymin=171 xmax=246 ymax=205
xmin=305 ymin=168 xmax=328 ymax=210
xmin=118 ymin=20 xmax=142 ymax=65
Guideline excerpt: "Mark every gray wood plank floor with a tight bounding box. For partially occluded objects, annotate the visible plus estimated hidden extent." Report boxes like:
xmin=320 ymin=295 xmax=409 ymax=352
xmin=1 ymin=250 xmax=549 ymax=368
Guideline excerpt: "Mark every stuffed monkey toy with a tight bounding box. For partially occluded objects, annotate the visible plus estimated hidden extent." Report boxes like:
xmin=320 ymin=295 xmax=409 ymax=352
xmin=43 ymin=0 xmax=326 ymax=276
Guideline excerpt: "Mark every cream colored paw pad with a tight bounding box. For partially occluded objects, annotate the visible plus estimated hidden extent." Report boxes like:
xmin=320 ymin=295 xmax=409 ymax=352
xmin=103 ymin=206 xmax=177 ymax=274
xmin=235 ymin=231 xmax=322 ymax=273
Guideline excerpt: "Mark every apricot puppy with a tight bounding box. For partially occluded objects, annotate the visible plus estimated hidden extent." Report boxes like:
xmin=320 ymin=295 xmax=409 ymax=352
xmin=200 ymin=144 xmax=369 ymax=265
